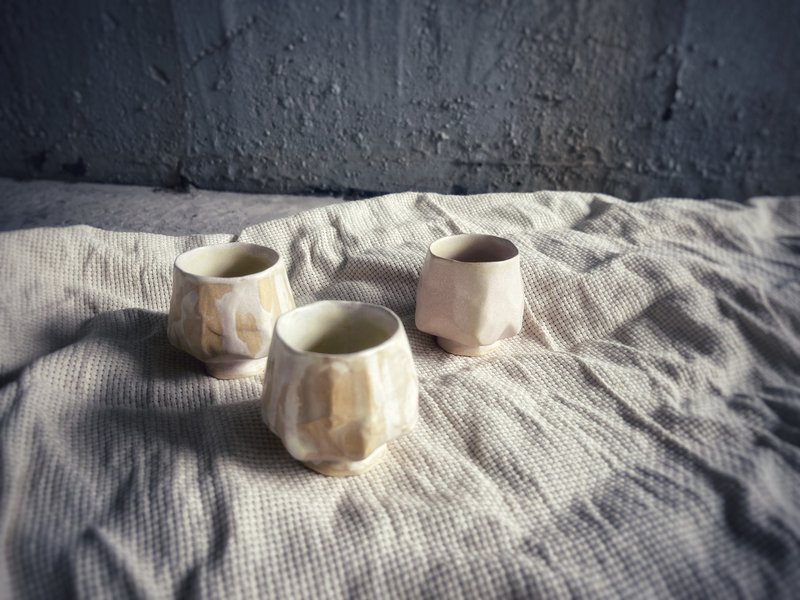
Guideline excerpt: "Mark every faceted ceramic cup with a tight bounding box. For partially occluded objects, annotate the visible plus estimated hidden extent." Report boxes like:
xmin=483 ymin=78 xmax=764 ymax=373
xmin=167 ymin=242 xmax=295 ymax=379
xmin=261 ymin=301 xmax=419 ymax=477
xmin=415 ymin=233 xmax=524 ymax=356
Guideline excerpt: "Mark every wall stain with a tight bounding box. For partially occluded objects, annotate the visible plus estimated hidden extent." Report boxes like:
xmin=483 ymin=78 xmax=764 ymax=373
xmin=62 ymin=157 xmax=87 ymax=177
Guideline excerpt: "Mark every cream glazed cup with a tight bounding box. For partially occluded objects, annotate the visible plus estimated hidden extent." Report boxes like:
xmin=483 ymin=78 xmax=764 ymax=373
xmin=415 ymin=233 xmax=524 ymax=356
xmin=261 ymin=301 xmax=419 ymax=477
xmin=167 ymin=242 xmax=295 ymax=379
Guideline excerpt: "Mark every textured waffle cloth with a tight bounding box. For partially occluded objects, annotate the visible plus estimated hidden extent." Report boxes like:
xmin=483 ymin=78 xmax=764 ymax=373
xmin=1 ymin=192 xmax=799 ymax=598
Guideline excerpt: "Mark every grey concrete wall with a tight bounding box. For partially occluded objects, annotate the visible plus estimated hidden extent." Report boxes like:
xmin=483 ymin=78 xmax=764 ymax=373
xmin=1 ymin=0 xmax=798 ymax=200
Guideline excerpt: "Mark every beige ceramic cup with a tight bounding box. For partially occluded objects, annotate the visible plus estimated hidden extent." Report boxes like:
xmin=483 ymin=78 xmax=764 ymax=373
xmin=261 ymin=300 xmax=419 ymax=477
xmin=415 ymin=233 xmax=524 ymax=356
xmin=167 ymin=242 xmax=295 ymax=379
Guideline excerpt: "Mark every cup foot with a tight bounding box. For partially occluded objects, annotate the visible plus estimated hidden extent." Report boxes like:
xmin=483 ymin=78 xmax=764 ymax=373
xmin=205 ymin=357 xmax=267 ymax=379
xmin=436 ymin=337 xmax=500 ymax=356
xmin=303 ymin=444 xmax=388 ymax=477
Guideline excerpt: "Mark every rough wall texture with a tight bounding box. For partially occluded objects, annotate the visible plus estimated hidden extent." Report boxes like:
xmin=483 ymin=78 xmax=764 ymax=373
xmin=1 ymin=0 xmax=798 ymax=200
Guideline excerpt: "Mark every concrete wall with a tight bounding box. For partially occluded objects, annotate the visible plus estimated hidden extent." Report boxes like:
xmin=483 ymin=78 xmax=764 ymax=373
xmin=1 ymin=0 xmax=798 ymax=200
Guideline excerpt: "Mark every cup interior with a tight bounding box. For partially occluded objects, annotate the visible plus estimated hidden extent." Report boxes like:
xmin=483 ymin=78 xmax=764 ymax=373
xmin=430 ymin=234 xmax=518 ymax=263
xmin=277 ymin=302 xmax=400 ymax=355
xmin=176 ymin=243 xmax=279 ymax=278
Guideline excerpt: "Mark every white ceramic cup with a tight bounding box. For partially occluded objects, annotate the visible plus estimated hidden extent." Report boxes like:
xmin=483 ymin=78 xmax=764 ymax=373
xmin=415 ymin=233 xmax=524 ymax=356
xmin=261 ymin=300 xmax=419 ymax=477
xmin=167 ymin=242 xmax=295 ymax=379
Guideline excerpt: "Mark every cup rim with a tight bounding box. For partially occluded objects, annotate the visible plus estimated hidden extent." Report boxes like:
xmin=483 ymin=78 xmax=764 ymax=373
xmin=274 ymin=300 xmax=405 ymax=358
xmin=428 ymin=233 xmax=519 ymax=264
xmin=174 ymin=241 xmax=283 ymax=282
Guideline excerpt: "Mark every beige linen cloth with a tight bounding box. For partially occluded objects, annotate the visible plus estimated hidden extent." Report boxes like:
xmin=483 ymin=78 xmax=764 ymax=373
xmin=1 ymin=191 xmax=799 ymax=598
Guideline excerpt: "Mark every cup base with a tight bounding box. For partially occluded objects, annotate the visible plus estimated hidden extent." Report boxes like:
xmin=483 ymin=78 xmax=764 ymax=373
xmin=205 ymin=357 xmax=267 ymax=380
xmin=436 ymin=337 xmax=500 ymax=356
xmin=303 ymin=444 xmax=388 ymax=477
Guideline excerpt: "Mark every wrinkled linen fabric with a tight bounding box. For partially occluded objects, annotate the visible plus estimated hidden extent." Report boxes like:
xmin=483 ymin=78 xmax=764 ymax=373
xmin=1 ymin=191 xmax=799 ymax=598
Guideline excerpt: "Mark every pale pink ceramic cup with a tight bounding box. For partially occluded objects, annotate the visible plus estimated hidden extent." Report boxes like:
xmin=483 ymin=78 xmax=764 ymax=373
xmin=415 ymin=233 xmax=524 ymax=356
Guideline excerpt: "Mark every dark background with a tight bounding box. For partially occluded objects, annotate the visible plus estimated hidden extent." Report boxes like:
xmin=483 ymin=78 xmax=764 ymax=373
xmin=1 ymin=0 xmax=799 ymax=201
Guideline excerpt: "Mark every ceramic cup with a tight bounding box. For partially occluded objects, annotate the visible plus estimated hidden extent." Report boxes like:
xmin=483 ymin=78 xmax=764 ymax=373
xmin=167 ymin=242 xmax=295 ymax=379
xmin=261 ymin=300 xmax=419 ymax=477
xmin=415 ymin=233 xmax=524 ymax=356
